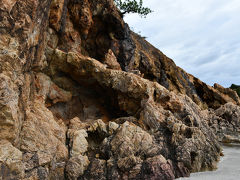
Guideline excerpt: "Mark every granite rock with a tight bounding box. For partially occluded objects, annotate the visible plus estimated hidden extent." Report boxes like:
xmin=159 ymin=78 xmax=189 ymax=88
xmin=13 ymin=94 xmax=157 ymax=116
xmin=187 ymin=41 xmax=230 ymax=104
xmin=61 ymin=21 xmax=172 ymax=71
xmin=0 ymin=0 xmax=239 ymax=179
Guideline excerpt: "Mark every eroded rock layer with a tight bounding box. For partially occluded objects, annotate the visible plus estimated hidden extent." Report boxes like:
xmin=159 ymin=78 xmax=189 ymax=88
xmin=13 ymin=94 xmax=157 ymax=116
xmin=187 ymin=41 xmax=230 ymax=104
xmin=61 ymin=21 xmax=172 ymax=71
xmin=0 ymin=0 xmax=239 ymax=179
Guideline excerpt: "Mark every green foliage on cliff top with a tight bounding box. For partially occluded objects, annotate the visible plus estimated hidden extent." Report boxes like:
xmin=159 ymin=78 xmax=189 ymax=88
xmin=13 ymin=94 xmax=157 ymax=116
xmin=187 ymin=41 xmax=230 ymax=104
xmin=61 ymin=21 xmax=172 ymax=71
xmin=230 ymin=84 xmax=240 ymax=97
xmin=114 ymin=0 xmax=153 ymax=17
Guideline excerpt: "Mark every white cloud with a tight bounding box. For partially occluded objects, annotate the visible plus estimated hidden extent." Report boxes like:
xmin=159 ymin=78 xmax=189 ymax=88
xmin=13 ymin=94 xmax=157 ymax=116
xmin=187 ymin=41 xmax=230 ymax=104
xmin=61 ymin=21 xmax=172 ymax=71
xmin=124 ymin=0 xmax=240 ymax=87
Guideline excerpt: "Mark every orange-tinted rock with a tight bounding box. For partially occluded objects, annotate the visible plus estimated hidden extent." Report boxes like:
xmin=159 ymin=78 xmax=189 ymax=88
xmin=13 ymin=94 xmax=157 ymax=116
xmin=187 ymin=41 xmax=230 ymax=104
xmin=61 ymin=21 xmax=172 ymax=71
xmin=104 ymin=49 xmax=122 ymax=70
xmin=0 ymin=0 xmax=239 ymax=179
xmin=49 ymin=0 xmax=65 ymax=31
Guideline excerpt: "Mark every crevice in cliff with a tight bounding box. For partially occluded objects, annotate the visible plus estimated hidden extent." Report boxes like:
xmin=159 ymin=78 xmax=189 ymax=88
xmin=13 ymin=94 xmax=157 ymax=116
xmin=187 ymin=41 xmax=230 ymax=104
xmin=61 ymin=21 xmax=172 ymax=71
xmin=86 ymin=130 xmax=108 ymax=160
xmin=190 ymin=151 xmax=197 ymax=164
xmin=45 ymin=69 xmax=130 ymax=127
xmin=18 ymin=72 xmax=36 ymax=146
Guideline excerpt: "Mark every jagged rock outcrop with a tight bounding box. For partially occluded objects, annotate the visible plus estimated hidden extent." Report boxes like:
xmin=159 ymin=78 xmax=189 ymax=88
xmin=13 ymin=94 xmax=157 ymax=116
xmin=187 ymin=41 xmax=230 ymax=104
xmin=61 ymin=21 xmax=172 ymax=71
xmin=0 ymin=0 xmax=239 ymax=179
xmin=126 ymin=33 xmax=240 ymax=110
xmin=208 ymin=102 xmax=240 ymax=143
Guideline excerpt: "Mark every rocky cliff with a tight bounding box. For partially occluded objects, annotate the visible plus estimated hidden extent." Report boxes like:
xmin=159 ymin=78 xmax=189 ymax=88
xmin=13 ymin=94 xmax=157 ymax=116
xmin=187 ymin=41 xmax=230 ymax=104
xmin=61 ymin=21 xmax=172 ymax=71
xmin=0 ymin=0 xmax=240 ymax=179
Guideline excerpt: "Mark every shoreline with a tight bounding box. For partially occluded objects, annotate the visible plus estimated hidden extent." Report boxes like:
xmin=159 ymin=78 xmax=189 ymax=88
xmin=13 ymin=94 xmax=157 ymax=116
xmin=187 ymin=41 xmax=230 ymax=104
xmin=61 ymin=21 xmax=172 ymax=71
xmin=178 ymin=144 xmax=240 ymax=179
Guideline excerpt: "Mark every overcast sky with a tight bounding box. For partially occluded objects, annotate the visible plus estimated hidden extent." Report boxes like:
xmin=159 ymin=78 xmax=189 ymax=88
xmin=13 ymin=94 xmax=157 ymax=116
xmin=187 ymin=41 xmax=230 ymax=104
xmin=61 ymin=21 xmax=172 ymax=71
xmin=124 ymin=0 xmax=240 ymax=87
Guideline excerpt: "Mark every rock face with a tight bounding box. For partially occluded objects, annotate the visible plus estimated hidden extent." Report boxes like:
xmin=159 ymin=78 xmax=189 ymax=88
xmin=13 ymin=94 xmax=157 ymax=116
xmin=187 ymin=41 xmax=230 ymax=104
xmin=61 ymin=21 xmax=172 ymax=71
xmin=208 ymin=102 xmax=240 ymax=143
xmin=0 ymin=0 xmax=239 ymax=179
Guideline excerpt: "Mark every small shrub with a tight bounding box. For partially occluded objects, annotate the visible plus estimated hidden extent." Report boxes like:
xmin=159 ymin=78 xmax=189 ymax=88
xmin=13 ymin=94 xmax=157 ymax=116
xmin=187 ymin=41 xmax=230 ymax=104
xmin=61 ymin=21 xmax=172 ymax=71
xmin=114 ymin=0 xmax=153 ymax=17
xmin=230 ymin=84 xmax=240 ymax=97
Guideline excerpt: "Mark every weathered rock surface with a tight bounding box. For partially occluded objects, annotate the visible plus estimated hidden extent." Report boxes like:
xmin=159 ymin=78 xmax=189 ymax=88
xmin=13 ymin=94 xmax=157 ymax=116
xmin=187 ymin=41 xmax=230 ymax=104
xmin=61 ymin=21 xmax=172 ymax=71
xmin=0 ymin=0 xmax=239 ymax=179
xmin=208 ymin=102 xmax=240 ymax=143
xmin=0 ymin=140 xmax=24 ymax=179
xmin=128 ymin=33 xmax=240 ymax=110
